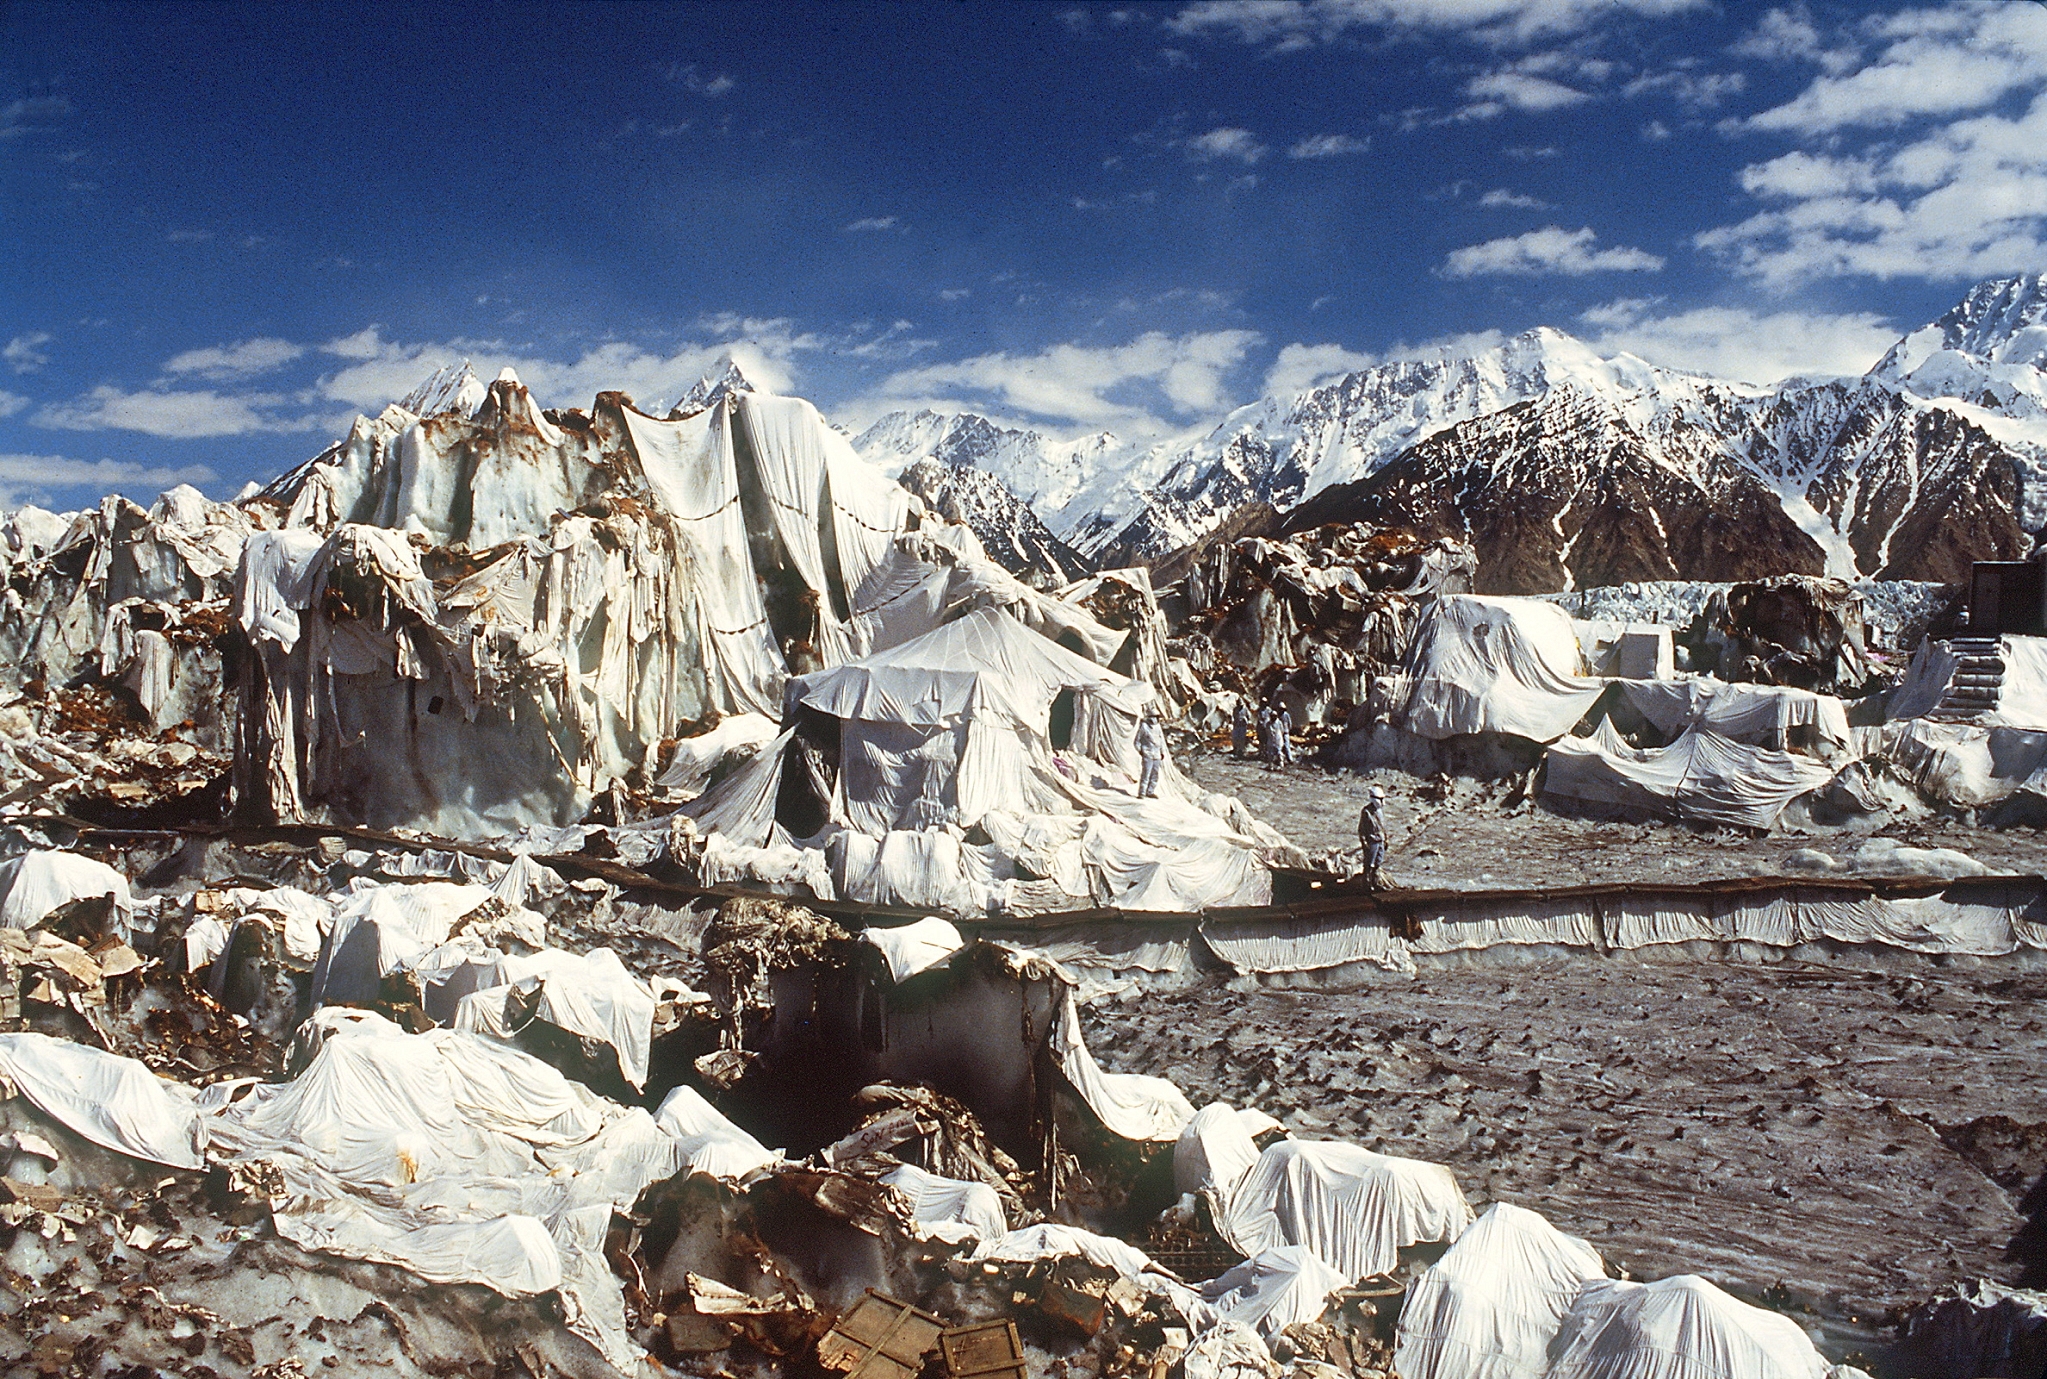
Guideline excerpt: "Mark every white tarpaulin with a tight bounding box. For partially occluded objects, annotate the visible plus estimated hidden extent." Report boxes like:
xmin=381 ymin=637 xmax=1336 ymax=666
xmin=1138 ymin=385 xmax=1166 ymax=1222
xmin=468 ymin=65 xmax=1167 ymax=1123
xmin=735 ymin=393 xmax=857 ymax=667
xmin=451 ymin=946 xmax=656 ymax=1089
xmin=882 ymin=1162 xmax=1007 ymax=1244
xmin=653 ymin=1085 xmax=780 ymax=1181
xmin=0 ymin=1033 xmax=203 ymax=1169
xmin=1202 ymin=1245 xmax=1349 ymax=1339
xmin=1619 ymin=681 xmax=1851 ymax=753
xmin=1543 ymin=720 xmax=1839 ymax=830
xmin=310 ymin=881 xmax=526 ymax=1006
xmin=1175 ymin=1101 xmax=1273 ymax=1205
xmin=865 ymin=916 xmax=966 ymax=983
xmin=1547 ymin=1276 xmax=1828 ymax=1379
xmin=1403 ymin=597 xmax=1607 ymax=743
xmin=621 ymin=402 xmax=785 ymax=718
xmin=1218 ymin=1139 xmax=1474 ymax=1283
xmin=200 ymin=1021 xmax=687 ymax=1370
xmin=0 ymin=850 xmax=131 ymax=930
xmin=1049 ymin=982 xmax=1196 ymax=1141
xmin=1394 ymin=1202 xmax=1607 ymax=1379
xmin=710 ymin=606 xmax=1290 ymax=915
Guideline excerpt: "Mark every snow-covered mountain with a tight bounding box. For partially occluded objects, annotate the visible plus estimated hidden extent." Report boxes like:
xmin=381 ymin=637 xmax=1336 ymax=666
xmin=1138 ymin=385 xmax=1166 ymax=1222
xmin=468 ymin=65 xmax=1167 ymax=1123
xmin=854 ymin=276 xmax=2047 ymax=589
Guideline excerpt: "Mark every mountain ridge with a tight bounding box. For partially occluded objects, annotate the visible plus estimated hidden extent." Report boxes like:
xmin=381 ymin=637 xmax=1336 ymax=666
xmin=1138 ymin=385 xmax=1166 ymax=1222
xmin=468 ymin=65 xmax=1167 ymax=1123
xmin=854 ymin=275 xmax=2047 ymax=588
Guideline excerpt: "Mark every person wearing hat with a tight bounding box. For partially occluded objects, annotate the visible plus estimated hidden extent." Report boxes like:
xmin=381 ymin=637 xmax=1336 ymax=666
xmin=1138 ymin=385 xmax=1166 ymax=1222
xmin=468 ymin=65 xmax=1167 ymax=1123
xmin=1135 ymin=707 xmax=1166 ymax=799
xmin=1231 ymin=697 xmax=1254 ymax=759
xmin=1358 ymin=784 xmax=1389 ymax=889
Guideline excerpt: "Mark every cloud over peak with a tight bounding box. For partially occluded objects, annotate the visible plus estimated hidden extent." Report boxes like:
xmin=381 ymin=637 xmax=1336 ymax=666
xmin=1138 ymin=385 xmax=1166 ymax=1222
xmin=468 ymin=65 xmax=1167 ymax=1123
xmin=1443 ymin=226 xmax=1664 ymax=277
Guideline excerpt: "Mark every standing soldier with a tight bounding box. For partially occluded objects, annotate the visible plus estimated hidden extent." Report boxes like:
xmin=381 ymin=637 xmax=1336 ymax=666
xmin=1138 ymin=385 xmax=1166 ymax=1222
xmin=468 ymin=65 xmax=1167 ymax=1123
xmin=1232 ymin=697 xmax=1254 ymax=759
xmin=1358 ymin=784 xmax=1389 ymax=888
xmin=1135 ymin=709 xmax=1166 ymax=799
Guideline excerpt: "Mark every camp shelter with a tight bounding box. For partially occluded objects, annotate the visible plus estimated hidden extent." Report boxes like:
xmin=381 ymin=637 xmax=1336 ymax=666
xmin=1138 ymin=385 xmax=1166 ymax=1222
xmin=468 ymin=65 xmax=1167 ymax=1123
xmin=1542 ymin=718 xmax=1842 ymax=830
xmin=1214 ymin=1139 xmax=1474 ymax=1283
xmin=1394 ymin=1202 xmax=1606 ymax=1379
xmin=1402 ymin=596 xmax=1608 ymax=744
xmin=683 ymin=607 xmax=1285 ymax=913
xmin=1546 ymin=1276 xmax=1829 ymax=1379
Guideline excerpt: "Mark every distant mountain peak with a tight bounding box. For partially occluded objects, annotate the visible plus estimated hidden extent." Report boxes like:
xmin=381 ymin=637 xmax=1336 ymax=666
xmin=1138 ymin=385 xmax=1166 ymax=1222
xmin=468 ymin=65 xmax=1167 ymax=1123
xmin=1874 ymin=273 xmax=2047 ymax=382
xmin=670 ymin=358 xmax=759 ymax=417
xmin=398 ymin=361 xmax=489 ymax=419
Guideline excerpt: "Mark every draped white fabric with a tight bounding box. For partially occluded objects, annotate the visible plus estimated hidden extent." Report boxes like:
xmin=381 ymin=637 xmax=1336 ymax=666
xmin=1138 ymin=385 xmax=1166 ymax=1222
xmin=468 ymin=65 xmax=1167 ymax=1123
xmin=622 ymin=403 xmax=785 ymax=717
xmin=1395 ymin=1203 xmax=1607 ymax=1379
xmin=1217 ymin=1139 xmax=1474 ymax=1283
xmin=1404 ymin=597 xmax=1607 ymax=743
xmin=1547 ymin=1277 xmax=1829 ymax=1379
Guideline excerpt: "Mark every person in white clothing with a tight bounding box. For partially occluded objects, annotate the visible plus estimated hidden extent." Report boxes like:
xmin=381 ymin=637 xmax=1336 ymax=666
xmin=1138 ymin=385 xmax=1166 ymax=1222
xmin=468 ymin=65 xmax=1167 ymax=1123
xmin=1135 ymin=710 xmax=1166 ymax=798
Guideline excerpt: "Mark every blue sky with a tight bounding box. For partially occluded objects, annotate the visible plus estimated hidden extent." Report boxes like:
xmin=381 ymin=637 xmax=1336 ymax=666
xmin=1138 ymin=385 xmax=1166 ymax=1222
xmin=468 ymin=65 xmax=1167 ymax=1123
xmin=2 ymin=0 xmax=2044 ymax=507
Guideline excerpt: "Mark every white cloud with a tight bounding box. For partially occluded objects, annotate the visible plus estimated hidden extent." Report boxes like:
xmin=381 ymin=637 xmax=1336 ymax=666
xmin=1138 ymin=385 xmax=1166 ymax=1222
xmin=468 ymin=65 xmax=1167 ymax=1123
xmin=1703 ymin=48 xmax=2047 ymax=285
xmin=1442 ymin=225 xmax=1664 ymax=277
xmin=1460 ymin=70 xmax=1589 ymax=116
xmin=162 ymin=337 xmax=307 ymax=380
xmin=4 ymin=333 xmax=51 ymax=373
xmin=1738 ymin=6 xmax=2047 ymax=135
xmin=0 ymin=95 xmax=72 ymax=141
xmin=1288 ymin=133 xmax=1370 ymax=158
xmin=940 ymin=288 xmax=972 ymax=301
xmin=33 ymin=386 xmax=333 ymax=439
xmin=1185 ymin=127 xmax=1268 ymax=163
xmin=845 ymin=216 xmax=901 ymax=232
xmin=1728 ymin=7 xmax=1860 ymax=75
xmin=0 ymin=453 xmax=215 ymax=509
xmin=666 ymin=64 xmax=735 ymax=97
xmin=1167 ymin=0 xmax=1706 ymax=50
xmin=858 ymin=329 xmax=1264 ymax=437
xmin=1641 ymin=119 xmax=1671 ymax=141
xmin=1503 ymin=144 xmax=1559 ymax=160
xmin=1264 ymin=342 xmax=1380 ymax=395
xmin=0 ymin=390 xmax=27 ymax=418
xmin=1622 ymin=67 xmax=1744 ymax=111
xmin=1577 ymin=297 xmax=1898 ymax=385
xmin=1477 ymin=187 xmax=1548 ymax=208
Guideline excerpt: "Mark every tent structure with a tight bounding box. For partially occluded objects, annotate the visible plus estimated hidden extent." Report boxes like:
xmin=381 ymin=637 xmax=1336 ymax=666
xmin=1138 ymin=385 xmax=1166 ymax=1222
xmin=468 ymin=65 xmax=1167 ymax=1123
xmin=0 ymin=850 xmax=131 ymax=930
xmin=681 ymin=607 xmax=1288 ymax=914
xmin=1215 ymin=1139 xmax=1474 ymax=1283
xmin=1394 ymin=1203 xmax=1607 ymax=1379
xmin=1542 ymin=719 xmax=1842 ymax=830
xmin=1402 ymin=596 xmax=1608 ymax=744
xmin=1546 ymin=1276 xmax=1829 ymax=1379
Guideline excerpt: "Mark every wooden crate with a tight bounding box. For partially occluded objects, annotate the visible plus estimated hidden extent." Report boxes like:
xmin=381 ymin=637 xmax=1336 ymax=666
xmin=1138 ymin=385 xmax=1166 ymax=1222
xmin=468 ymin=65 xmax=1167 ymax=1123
xmin=941 ymin=1319 xmax=1025 ymax=1379
xmin=817 ymin=1289 xmax=947 ymax=1379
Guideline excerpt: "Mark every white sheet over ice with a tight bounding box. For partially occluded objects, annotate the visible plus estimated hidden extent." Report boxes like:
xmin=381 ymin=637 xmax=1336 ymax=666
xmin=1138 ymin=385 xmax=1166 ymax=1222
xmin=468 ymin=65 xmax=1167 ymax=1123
xmin=0 ymin=1033 xmax=203 ymax=1169
xmin=1202 ymin=1245 xmax=1349 ymax=1339
xmin=652 ymin=1085 xmax=780 ymax=1181
xmin=1547 ymin=1276 xmax=1828 ymax=1379
xmin=1217 ymin=1139 xmax=1473 ymax=1283
xmin=865 ymin=916 xmax=966 ymax=983
xmin=1394 ymin=1202 xmax=1606 ymax=1379
xmin=200 ymin=1021 xmax=686 ymax=1370
xmin=1543 ymin=720 xmax=1839 ymax=830
xmin=0 ymin=850 xmax=130 ymax=930
xmin=882 ymin=1162 xmax=1007 ymax=1244
xmin=1403 ymin=596 xmax=1607 ymax=744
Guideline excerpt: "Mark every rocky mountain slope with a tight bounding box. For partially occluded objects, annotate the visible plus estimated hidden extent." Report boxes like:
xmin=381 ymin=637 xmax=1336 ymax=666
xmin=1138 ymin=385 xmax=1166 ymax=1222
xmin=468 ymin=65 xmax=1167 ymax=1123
xmin=1280 ymin=387 xmax=1827 ymax=592
xmin=856 ymin=275 xmax=2047 ymax=589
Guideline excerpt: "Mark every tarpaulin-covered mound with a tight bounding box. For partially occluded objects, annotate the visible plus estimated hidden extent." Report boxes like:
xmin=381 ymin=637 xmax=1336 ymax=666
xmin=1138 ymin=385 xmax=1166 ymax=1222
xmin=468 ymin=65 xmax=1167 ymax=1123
xmin=235 ymin=379 xmax=927 ymax=834
xmin=677 ymin=607 xmax=1296 ymax=913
